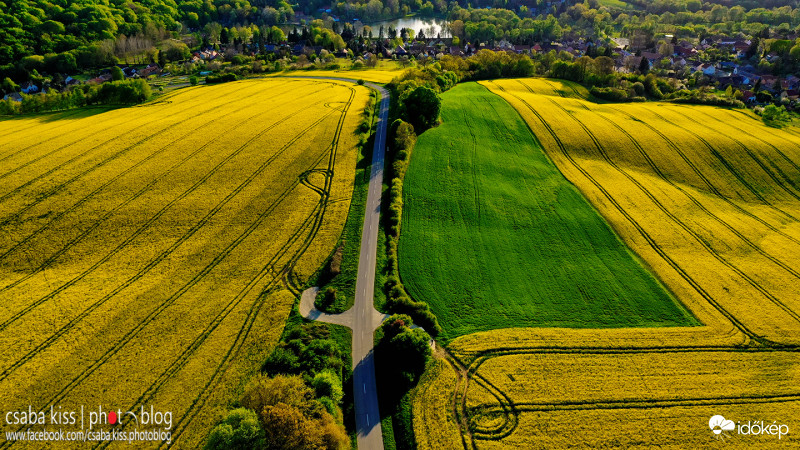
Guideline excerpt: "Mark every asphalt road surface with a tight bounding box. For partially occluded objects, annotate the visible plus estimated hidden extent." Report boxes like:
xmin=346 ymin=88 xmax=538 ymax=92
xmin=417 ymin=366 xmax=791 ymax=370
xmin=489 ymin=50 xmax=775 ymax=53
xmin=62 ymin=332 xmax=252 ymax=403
xmin=298 ymin=78 xmax=390 ymax=450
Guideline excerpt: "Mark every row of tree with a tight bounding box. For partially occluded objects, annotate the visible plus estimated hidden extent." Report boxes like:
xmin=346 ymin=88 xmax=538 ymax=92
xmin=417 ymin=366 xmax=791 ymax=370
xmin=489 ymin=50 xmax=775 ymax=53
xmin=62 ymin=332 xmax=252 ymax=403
xmin=206 ymin=322 xmax=350 ymax=450
xmin=0 ymin=78 xmax=151 ymax=115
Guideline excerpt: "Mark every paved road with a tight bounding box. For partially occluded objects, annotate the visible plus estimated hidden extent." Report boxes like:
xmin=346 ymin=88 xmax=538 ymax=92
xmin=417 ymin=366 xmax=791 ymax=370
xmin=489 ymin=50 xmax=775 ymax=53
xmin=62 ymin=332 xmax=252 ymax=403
xmin=298 ymin=78 xmax=390 ymax=450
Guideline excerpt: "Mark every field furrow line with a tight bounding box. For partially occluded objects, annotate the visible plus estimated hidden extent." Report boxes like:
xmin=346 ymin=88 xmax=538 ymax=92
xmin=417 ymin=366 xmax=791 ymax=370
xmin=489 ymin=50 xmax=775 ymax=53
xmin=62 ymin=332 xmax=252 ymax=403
xmin=689 ymin=107 xmax=800 ymax=190
xmin=657 ymin=107 xmax=800 ymax=202
xmin=0 ymin=109 xmax=121 ymax=163
xmin=0 ymin=83 xmax=254 ymax=185
xmin=473 ymin=393 xmax=800 ymax=414
xmin=159 ymin=87 xmax=356 ymax=448
xmin=0 ymin=107 xmax=338 ymax=339
xmin=604 ymin=105 xmax=800 ymax=247
xmin=0 ymin=109 xmax=99 ymax=152
xmin=647 ymin=109 xmax=799 ymax=222
xmin=719 ymin=110 xmax=800 ymax=167
xmin=541 ymin=94 xmax=800 ymax=328
xmin=0 ymin=81 xmax=322 ymax=268
xmin=488 ymin=80 xmax=760 ymax=343
xmin=0 ymin=81 xmax=276 ymax=217
xmin=461 ymin=107 xmax=482 ymax=224
xmin=466 ymin=345 xmax=799 ymax=364
xmin=591 ymin=109 xmax=800 ymax=282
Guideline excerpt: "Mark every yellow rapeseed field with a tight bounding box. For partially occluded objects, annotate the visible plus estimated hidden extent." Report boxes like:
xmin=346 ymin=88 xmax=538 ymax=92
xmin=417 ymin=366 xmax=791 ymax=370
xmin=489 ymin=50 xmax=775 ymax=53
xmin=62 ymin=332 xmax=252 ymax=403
xmin=411 ymin=78 xmax=800 ymax=449
xmin=0 ymin=78 xmax=369 ymax=448
xmin=269 ymin=66 xmax=402 ymax=84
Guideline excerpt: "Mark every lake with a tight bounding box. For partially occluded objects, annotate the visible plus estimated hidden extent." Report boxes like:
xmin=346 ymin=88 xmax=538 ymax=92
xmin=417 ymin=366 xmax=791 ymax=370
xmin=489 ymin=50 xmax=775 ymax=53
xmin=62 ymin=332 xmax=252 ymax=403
xmin=365 ymin=17 xmax=450 ymax=38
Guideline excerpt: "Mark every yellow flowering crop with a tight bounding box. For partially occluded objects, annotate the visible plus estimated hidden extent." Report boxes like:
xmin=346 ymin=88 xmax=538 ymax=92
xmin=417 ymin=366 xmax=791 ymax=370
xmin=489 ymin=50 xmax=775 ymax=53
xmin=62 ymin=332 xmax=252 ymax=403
xmin=411 ymin=78 xmax=800 ymax=449
xmin=0 ymin=78 xmax=369 ymax=448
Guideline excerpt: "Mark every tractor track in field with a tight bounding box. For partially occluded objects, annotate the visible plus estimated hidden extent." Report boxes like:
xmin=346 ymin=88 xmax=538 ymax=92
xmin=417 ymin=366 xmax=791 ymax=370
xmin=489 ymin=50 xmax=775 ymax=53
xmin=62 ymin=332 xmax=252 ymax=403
xmin=539 ymin=93 xmax=800 ymax=327
xmin=647 ymin=108 xmax=800 ymax=222
xmin=719 ymin=108 xmax=800 ymax=166
xmin=0 ymin=81 xmax=358 ymax=450
xmin=603 ymin=104 xmax=800 ymax=248
xmin=434 ymin=80 xmax=800 ymax=448
xmin=0 ymin=82 xmax=269 ymax=206
xmin=0 ymin=81 xmax=272 ymax=226
xmin=0 ymin=109 xmax=103 ymax=152
xmin=0 ymin=85 xmax=213 ymax=162
xmin=0 ymin=81 xmax=299 ymax=222
xmin=547 ymin=80 xmax=800 ymax=214
xmin=0 ymin=82 xmax=318 ymax=269
xmin=0 ymin=103 xmax=340 ymax=348
xmin=489 ymin=80 xmax=765 ymax=343
xmin=587 ymin=107 xmax=800 ymax=282
xmin=655 ymin=106 xmax=800 ymax=203
xmin=461 ymin=107 xmax=482 ymax=224
xmin=513 ymin=80 xmax=800 ymax=328
xmin=0 ymin=108 xmax=115 ymax=162
xmin=682 ymin=106 xmax=800 ymax=183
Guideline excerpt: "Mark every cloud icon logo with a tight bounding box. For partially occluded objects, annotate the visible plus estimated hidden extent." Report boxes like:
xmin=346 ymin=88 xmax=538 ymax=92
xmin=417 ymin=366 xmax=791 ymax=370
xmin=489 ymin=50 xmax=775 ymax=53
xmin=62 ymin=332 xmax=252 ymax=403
xmin=709 ymin=415 xmax=735 ymax=435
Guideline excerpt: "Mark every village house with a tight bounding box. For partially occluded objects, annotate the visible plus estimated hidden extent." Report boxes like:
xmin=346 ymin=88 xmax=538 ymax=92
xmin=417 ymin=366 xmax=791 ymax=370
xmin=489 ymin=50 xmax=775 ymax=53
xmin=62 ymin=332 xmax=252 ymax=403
xmin=20 ymin=82 xmax=39 ymax=94
xmin=3 ymin=92 xmax=23 ymax=102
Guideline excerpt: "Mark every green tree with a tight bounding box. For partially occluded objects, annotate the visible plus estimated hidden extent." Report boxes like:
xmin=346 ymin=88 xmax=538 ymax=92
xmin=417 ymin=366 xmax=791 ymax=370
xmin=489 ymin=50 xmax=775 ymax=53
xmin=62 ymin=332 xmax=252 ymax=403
xmin=401 ymin=86 xmax=441 ymax=131
xmin=762 ymin=104 xmax=790 ymax=126
xmin=2 ymin=77 xmax=19 ymax=94
xmin=235 ymin=374 xmax=348 ymax=450
xmin=240 ymin=375 xmax=315 ymax=415
xmin=644 ymin=73 xmax=662 ymax=99
xmin=311 ymin=370 xmax=343 ymax=403
xmin=377 ymin=314 xmax=432 ymax=386
xmin=205 ymin=409 xmax=264 ymax=450
xmin=269 ymin=26 xmax=286 ymax=43
xmin=163 ymin=41 xmax=191 ymax=62
xmin=111 ymin=66 xmax=124 ymax=81
xmin=638 ymin=56 xmax=650 ymax=74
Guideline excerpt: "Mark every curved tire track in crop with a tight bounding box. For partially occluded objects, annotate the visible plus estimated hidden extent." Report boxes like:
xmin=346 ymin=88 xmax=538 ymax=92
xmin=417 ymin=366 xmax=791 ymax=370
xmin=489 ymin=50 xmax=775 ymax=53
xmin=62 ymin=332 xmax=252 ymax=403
xmin=0 ymin=103 xmax=336 ymax=346
xmin=157 ymin=86 xmax=356 ymax=448
xmin=431 ymin=81 xmax=800 ymax=447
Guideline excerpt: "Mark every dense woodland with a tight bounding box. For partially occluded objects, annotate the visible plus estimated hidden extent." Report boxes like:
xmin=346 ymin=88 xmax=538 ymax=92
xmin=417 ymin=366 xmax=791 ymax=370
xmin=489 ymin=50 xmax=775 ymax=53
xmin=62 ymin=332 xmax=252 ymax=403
xmin=3 ymin=0 xmax=800 ymax=75
xmin=3 ymin=1 xmax=800 ymax=112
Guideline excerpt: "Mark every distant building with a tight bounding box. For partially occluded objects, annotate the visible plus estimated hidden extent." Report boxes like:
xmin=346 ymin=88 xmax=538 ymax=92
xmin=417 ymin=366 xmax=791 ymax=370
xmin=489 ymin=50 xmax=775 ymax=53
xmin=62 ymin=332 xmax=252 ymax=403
xmin=3 ymin=92 xmax=23 ymax=102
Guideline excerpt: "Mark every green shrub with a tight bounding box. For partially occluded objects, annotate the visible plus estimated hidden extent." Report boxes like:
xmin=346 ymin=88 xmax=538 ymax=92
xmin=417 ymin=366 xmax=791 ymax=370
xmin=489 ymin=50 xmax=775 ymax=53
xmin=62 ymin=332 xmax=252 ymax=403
xmin=206 ymin=73 xmax=237 ymax=83
xmin=590 ymin=86 xmax=630 ymax=102
xmin=312 ymin=370 xmax=344 ymax=404
xmin=205 ymin=408 xmax=264 ymax=450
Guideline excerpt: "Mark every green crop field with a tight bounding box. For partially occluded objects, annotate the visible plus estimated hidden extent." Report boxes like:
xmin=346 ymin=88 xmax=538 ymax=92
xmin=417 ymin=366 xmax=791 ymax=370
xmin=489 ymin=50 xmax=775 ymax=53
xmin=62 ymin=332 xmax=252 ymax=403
xmin=412 ymin=79 xmax=800 ymax=449
xmin=398 ymin=82 xmax=697 ymax=340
